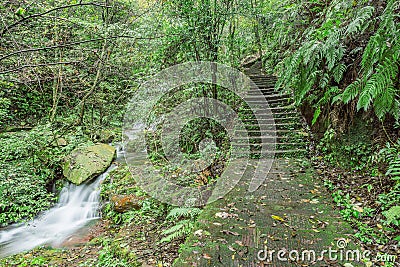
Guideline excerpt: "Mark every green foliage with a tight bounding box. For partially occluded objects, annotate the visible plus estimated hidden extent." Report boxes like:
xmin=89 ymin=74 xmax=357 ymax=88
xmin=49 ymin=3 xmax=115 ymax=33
xmin=0 ymin=124 xmax=90 ymax=225
xmin=377 ymin=183 xmax=400 ymax=213
xmin=316 ymin=126 xmax=373 ymax=170
xmin=339 ymin=0 xmax=400 ymax=120
xmin=383 ymin=144 xmax=400 ymax=181
xmin=165 ymin=207 xmax=201 ymax=220
xmin=383 ymin=206 xmax=400 ymax=226
xmin=96 ymin=239 xmax=138 ymax=267
xmin=379 ymin=139 xmax=400 ymax=181
xmin=0 ymin=97 xmax=11 ymax=127
xmin=376 ymin=141 xmax=400 ymax=223
xmin=159 ymin=207 xmax=201 ymax=243
xmin=275 ymin=0 xmax=399 ymax=125
xmin=332 ymin=190 xmax=387 ymax=244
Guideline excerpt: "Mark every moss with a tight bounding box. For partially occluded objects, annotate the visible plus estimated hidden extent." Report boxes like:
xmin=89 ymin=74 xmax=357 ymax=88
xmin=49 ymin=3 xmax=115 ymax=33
xmin=63 ymin=143 xmax=116 ymax=185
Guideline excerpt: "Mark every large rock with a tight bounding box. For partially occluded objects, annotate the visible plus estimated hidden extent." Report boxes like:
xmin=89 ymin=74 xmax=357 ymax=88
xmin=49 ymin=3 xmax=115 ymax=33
xmin=63 ymin=143 xmax=116 ymax=185
xmin=111 ymin=195 xmax=144 ymax=213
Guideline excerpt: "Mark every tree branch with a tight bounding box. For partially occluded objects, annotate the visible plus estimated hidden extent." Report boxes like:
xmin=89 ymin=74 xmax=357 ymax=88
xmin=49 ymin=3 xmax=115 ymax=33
xmin=0 ymin=61 xmax=81 ymax=74
xmin=0 ymin=2 xmax=111 ymax=37
xmin=0 ymin=35 xmax=166 ymax=62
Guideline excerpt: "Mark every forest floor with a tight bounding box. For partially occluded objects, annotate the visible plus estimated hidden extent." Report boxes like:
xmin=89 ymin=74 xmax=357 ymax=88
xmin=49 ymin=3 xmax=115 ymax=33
xmin=1 ymin=71 xmax=399 ymax=267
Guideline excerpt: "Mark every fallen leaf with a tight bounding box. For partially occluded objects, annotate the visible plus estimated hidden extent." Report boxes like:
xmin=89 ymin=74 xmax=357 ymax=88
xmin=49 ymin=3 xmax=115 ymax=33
xmin=235 ymin=240 xmax=244 ymax=246
xmin=221 ymin=230 xmax=240 ymax=236
xmin=215 ymin=212 xmax=238 ymax=219
xmin=271 ymin=215 xmax=285 ymax=222
xmin=203 ymin=253 xmax=212 ymax=260
xmin=194 ymin=230 xmax=203 ymax=236
xmin=228 ymin=245 xmax=236 ymax=252
xmin=353 ymin=206 xmax=363 ymax=213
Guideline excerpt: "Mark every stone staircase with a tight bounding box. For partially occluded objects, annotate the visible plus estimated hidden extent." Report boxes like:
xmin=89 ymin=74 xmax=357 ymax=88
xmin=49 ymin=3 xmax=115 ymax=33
xmin=173 ymin=68 xmax=361 ymax=267
xmin=238 ymin=71 xmax=308 ymax=158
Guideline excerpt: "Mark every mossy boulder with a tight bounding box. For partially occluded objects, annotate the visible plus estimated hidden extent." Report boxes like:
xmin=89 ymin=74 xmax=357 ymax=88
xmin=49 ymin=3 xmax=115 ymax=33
xmin=63 ymin=143 xmax=116 ymax=185
xmin=97 ymin=129 xmax=116 ymax=143
xmin=111 ymin=195 xmax=144 ymax=213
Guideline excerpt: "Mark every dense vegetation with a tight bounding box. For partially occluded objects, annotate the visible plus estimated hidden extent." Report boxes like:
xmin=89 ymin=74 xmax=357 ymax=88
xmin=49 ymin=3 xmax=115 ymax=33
xmin=0 ymin=0 xmax=399 ymax=265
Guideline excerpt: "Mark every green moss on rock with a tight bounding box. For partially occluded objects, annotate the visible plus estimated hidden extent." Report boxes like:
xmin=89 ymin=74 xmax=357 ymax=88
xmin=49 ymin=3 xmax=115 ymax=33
xmin=63 ymin=143 xmax=116 ymax=185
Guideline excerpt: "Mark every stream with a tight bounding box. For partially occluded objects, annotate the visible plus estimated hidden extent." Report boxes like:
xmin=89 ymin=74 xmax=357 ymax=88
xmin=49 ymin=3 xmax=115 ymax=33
xmin=0 ymin=147 xmax=123 ymax=258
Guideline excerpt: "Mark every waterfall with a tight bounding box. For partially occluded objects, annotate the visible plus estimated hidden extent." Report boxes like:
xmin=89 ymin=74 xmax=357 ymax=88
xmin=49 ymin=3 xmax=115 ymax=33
xmin=0 ymin=147 xmax=122 ymax=258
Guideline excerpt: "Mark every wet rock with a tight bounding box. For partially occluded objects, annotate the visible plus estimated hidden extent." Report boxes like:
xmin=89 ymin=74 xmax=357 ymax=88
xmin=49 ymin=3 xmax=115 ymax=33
xmin=63 ymin=143 xmax=116 ymax=185
xmin=97 ymin=129 xmax=116 ymax=143
xmin=57 ymin=138 xmax=68 ymax=146
xmin=111 ymin=195 xmax=143 ymax=213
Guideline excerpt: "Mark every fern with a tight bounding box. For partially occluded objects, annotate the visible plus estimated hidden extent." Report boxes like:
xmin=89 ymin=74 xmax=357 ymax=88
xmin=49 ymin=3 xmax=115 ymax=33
xmin=383 ymin=206 xmax=400 ymax=225
xmin=386 ymin=153 xmax=400 ymax=178
xmin=333 ymin=63 xmax=347 ymax=84
xmin=379 ymin=139 xmax=400 ymax=181
xmin=312 ymin=86 xmax=340 ymax=125
xmin=276 ymin=0 xmax=399 ymax=125
xmin=346 ymin=6 xmax=375 ymax=35
xmin=342 ymin=0 xmax=400 ymax=120
xmin=159 ymin=219 xmax=194 ymax=243
xmin=358 ymin=52 xmax=399 ymax=113
xmin=337 ymin=78 xmax=364 ymax=104
xmin=158 ymin=207 xmax=201 ymax=243
xmin=166 ymin=207 xmax=201 ymax=220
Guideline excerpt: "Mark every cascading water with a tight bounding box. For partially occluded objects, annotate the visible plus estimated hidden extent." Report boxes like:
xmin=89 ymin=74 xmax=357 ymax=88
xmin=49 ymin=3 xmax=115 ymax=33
xmin=0 ymin=147 xmax=122 ymax=258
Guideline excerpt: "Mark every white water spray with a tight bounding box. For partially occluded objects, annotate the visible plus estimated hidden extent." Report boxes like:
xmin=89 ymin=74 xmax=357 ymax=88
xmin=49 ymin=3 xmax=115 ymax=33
xmin=0 ymin=147 xmax=122 ymax=258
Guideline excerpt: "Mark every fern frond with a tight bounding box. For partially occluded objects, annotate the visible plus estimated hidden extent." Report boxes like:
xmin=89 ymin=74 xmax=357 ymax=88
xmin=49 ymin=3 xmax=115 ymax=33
xmin=312 ymin=106 xmax=321 ymax=125
xmin=162 ymin=220 xmax=186 ymax=236
xmin=358 ymin=52 xmax=399 ymax=112
xmin=341 ymin=78 xmax=363 ymax=104
xmin=383 ymin=206 xmax=400 ymax=225
xmin=346 ymin=6 xmax=375 ymax=35
xmin=373 ymin=86 xmax=395 ymax=120
xmin=303 ymin=41 xmax=322 ymax=66
xmin=333 ymin=63 xmax=347 ymax=83
xmin=386 ymin=154 xmax=400 ymax=177
xmin=166 ymin=207 xmax=201 ymax=220
xmin=159 ymin=219 xmax=194 ymax=243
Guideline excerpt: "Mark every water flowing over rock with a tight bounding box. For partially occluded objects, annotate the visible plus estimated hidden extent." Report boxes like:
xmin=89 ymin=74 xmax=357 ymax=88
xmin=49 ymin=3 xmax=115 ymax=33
xmin=0 ymin=164 xmax=116 ymax=258
xmin=63 ymin=143 xmax=116 ymax=185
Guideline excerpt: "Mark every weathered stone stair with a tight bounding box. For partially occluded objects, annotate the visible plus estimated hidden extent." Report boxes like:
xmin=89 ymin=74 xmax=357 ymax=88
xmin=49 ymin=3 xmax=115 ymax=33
xmin=238 ymin=73 xmax=308 ymax=158
xmin=173 ymin=67 xmax=360 ymax=267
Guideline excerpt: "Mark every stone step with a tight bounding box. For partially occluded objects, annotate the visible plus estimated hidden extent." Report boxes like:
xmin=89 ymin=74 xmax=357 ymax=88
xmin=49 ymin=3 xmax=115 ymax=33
xmin=249 ymin=76 xmax=277 ymax=81
xmin=234 ymin=142 xmax=307 ymax=149
xmin=248 ymin=87 xmax=277 ymax=93
xmin=242 ymin=117 xmax=300 ymax=124
xmin=236 ymin=130 xmax=307 ymax=138
xmin=245 ymin=93 xmax=291 ymax=100
xmin=252 ymin=82 xmax=277 ymax=87
xmin=238 ymin=105 xmax=297 ymax=114
xmin=244 ymin=122 xmax=301 ymax=128
xmin=243 ymin=95 xmax=290 ymax=100
xmin=245 ymin=99 xmax=293 ymax=106
xmin=238 ymin=113 xmax=299 ymax=120
xmin=240 ymin=105 xmax=296 ymax=112
xmin=241 ymin=148 xmax=308 ymax=157
xmin=234 ymin=136 xmax=307 ymax=143
xmin=271 ymin=111 xmax=299 ymax=118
